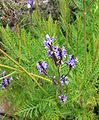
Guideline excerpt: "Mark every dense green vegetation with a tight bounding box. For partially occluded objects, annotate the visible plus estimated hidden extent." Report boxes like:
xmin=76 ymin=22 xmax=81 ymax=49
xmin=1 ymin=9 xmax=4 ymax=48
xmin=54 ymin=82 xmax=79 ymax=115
xmin=0 ymin=0 xmax=98 ymax=119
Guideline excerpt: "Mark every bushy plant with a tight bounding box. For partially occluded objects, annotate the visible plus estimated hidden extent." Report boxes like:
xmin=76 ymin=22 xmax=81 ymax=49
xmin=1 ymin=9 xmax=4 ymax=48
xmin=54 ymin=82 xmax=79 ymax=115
xmin=0 ymin=0 xmax=98 ymax=119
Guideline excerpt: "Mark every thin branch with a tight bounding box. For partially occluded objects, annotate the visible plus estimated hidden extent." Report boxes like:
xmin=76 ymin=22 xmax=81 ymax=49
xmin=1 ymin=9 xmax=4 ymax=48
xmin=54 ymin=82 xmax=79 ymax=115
xmin=0 ymin=48 xmax=48 ymax=94
xmin=83 ymin=0 xmax=87 ymax=79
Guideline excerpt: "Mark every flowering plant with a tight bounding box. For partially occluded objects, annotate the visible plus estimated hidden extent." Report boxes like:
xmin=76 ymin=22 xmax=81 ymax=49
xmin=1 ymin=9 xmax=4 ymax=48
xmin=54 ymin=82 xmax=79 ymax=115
xmin=0 ymin=0 xmax=98 ymax=119
xmin=36 ymin=34 xmax=78 ymax=103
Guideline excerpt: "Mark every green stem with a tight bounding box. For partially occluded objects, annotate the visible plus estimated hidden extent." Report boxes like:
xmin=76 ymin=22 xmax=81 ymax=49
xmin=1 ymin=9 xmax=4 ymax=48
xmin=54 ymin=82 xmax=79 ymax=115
xmin=17 ymin=25 xmax=21 ymax=63
xmin=0 ymin=71 xmax=16 ymax=80
xmin=57 ymin=66 xmax=62 ymax=95
xmin=82 ymin=0 xmax=87 ymax=119
xmin=31 ymin=73 xmax=51 ymax=83
xmin=83 ymin=0 xmax=87 ymax=79
xmin=0 ymin=64 xmax=51 ymax=83
xmin=0 ymin=64 xmax=17 ymax=71
xmin=65 ymin=68 xmax=71 ymax=96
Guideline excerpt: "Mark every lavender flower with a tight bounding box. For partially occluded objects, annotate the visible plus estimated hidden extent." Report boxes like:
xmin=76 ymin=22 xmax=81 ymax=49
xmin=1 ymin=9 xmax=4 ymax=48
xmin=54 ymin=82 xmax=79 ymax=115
xmin=27 ymin=0 xmax=34 ymax=8
xmin=53 ymin=46 xmax=66 ymax=66
xmin=66 ymin=55 xmax=78 ymax=69
xmin=47 ymin=50 xmax=53 ymax=57
xmin=54 ymin=46 xmax=66 ymax=59
xmin=53 ymin=46 xmax=61 ymax=59
xmin=44 ymin=34 xmax=55 ymax=49
xmin=59 ymin=95 xmax=67 ymax=103
xmin=36 ymin=61 xmax=48 ymax=75
xmin=1 ymin=77 xmax=13 ymax=89
xmin=62 ymin=46 xmax=67 ymax=58
xmin=60 ymin=75 xmax=68 ymax=86
xmin=44 ymin=35 xmax=67 ymax=66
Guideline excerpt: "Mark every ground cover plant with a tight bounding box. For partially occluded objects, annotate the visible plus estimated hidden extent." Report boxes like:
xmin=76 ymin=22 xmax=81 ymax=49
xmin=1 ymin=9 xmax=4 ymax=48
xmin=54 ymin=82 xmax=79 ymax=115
xmin=0 ymin=0 xmax=99 ymax=120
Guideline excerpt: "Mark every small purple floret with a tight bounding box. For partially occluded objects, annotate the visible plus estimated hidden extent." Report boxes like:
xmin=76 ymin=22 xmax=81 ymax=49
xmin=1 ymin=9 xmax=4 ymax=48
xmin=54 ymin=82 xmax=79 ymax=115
xmin=36 ymin=61 xmax=48 ymax=75
xmin=42 ymin=61 xmax=48 ymax=69
xmin=53 ymin=46 xmax=66 ymax=59
xmin=48 ymin=50 xmax=52 ymax=57
xmin=62 ymin=46 xmax=67 ymax=58
xmin=27 ymin=0 xmax=34 ymax=8
xmin=46 ymin=34 xmax=55 ymax=43
xmin=44 ymin=34 xmax=55 ymax=48
xmin=53 ymin=46 xmax=60 ymax=59
xmin=66 ymin=55 xmax=78 ymax=68
xmin=59 ymin=95 xmax=67 ymax=103
xmin=1 ymin=77 xmax=13 ymax=89
xmin=1 ymin=82 xmax=6 ymax=89
xmin=60 ymin=75 xmax=68 ymax=86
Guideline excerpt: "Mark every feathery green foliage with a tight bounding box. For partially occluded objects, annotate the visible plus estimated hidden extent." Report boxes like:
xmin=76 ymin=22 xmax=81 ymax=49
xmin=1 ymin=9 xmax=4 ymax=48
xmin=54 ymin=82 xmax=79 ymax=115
xmin=0 ymin=0 xmax=99 ymax=119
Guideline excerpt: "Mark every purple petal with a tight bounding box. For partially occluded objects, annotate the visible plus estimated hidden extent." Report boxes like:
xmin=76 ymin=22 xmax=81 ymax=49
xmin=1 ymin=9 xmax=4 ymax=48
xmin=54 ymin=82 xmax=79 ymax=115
xmin=36 ymin=61 xmax=48 ymax=74
xmin=42 ymin=61 xmax=48 ymax=69
xmin=7 ymin=77 xmax=13 ymax=83
xmin=36 ymin=63 xmax=41 ymax=70
xmin=44 ymin=34 xmax=55 ymax=48
xmin=48 ymin=50 xmax=52 ymax=57
xmin=53 ymin=46 xmax=60 ymax=59
xmin=46 ymin=34 xmax=55 ymax=42
xmin=28 ymin=0 xmax=34 ymax=5
xmin=44 ymin=41 xmax=48 ymax=48
xmin=62 ymin=46 xmax=66 ymax=58
xmin=59 ymin=95 xmax=67 ymax=103
xmin=1 ymin=82 xmax=6 ymax=89
xmin=4 ymin=78 xmax=8 ymax=85
xmin=66 ymin=55 xmax=78 ymax=68
xmin=27 ymin=0 xmax=34 ymax=8
xmin=60 ymin=75 xmax=68 ymax=85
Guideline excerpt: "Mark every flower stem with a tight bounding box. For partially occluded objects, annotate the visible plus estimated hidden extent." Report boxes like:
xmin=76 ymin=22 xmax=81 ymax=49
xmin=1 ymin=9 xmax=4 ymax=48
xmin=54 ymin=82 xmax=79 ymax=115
xmin=65 ymin=68 xmax=71 ymax=77
xmin=83 ymin=0 xmax=87 ymax=80
xmin=57 ymin=66 xmax=62 ymax=95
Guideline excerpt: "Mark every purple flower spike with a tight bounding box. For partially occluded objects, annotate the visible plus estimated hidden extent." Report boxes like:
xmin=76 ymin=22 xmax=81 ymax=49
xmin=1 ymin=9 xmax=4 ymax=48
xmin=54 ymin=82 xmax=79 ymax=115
xmin=66 ymin=55 xmax=78 ymax=69
xmin=59 ymin=95 xmax=67 ymax=103
xmin=60 ymin=75 xmax=68 ymax=86
xmin=44 ymin=34 xmax=67 ymax=66
xmin=27 ymin=0 xmax=34 ymax=8
xmin=1 ymin=77 xmax=13 ymax=89
xmin=36 ymin=61 xmax=48 ymax=75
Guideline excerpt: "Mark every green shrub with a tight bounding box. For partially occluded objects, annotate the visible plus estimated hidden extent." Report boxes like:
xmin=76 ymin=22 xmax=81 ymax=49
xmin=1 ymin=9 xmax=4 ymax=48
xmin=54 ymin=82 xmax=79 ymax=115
xmin=0 ymin=0 xmax=98 ymax=119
